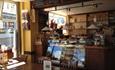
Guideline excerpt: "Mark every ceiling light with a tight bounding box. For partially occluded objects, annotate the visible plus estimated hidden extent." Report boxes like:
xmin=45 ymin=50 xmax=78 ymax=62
xmin=42 ymin=26 xmax=51 ymax=32
xmin=87 ymin=24 xmax=98 ymax=29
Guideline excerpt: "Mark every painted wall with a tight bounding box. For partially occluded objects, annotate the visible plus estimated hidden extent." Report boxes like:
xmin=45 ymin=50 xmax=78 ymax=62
xmin=19 ymin=1 xmax=31 ymax=54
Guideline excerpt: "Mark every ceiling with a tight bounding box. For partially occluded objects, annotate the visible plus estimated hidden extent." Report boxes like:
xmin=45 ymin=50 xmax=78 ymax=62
xmin=48 ymin=0 xmax=115 ymax=16
xmin=11 ymin=0 xmax=34 ymax=2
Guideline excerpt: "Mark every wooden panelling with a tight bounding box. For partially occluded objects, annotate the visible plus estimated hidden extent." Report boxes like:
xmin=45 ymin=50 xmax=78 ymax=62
xmin=85 ymin=46 xmax=115 ymax=70
xmin=33 ymin=0 xmax=92 ymax=8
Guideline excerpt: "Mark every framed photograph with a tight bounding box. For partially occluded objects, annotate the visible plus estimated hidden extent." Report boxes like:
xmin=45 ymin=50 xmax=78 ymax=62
xmin=22 ymin=10 xmax=30 ymax=30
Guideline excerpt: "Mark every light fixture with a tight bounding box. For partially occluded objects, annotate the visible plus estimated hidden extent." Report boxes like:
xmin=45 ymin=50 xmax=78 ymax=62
xmin=87 ymin=24 xmax=98 ymax=29
xmin=44 ymin=2 xmax=102 ymax=11
xmin=44 ymin=7 xmax=56 ymax=11
xmin=41 ymin=26 xmax=51 ymax=32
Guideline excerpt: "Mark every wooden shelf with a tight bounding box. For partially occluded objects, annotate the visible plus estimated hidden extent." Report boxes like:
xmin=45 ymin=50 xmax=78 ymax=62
xmin=69 ymin=14 xmax=87 ymax=35
xmin=69 ymin=12 xmax=109 ymax=35
xmin=109 ymin=11 xmax=115 ymax=26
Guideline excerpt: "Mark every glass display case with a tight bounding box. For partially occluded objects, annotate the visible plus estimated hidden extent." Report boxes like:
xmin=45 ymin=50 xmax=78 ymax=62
xmin=46 ymin=39 xmax=85 ymax=67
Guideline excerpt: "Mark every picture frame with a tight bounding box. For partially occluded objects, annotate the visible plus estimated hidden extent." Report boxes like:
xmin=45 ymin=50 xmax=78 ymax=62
xmin=22 ymin=10 xmax=30 ymax=30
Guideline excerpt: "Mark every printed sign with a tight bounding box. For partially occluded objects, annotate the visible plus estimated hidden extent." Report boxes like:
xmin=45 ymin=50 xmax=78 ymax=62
xmin=3 ymin=2 xmax=16 ymax=14
xmin=43 ymin=60 xmax=52 ymax=70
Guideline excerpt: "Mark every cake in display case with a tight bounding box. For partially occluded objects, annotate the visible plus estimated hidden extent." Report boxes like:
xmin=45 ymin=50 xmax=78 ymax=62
xmin=46 ymin=39 xmax=85 ymax=67
xmin=73 ymin=47 xmax=85 ymax=67
xmin=52 ymin=46 xmax=62 ymax=60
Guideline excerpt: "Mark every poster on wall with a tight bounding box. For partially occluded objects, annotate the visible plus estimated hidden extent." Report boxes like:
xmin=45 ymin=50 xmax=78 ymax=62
xmin=22 ymin=10 xmax=30 ymax=30
xmin=49 ymin=12 xmax=66 ymax=29
xmin=3 ymin=2 xmax=17 ymax=15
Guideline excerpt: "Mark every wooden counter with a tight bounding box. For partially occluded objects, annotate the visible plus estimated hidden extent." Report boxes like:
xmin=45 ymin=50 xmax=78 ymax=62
xmin=85 ymin=46 xmax=115 ymax=70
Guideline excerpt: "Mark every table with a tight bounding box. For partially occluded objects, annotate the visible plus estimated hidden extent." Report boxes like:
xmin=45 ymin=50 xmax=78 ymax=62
xmin=7 ymin=63 xmax=86 ymax=70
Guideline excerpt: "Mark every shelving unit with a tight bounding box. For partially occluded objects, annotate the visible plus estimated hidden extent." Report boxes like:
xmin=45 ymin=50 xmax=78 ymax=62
xmin=87 ymin=12 xmax=108 ymax=25
xmin=69 ymin=12 xmax=109 ymax=35
xmin=69 ymin=14 xmax=87 ymax=35
xmin=87 ymin=12 xmax=108 ymax=35
xmin=108 ymin=11 xmax=115 ymax=28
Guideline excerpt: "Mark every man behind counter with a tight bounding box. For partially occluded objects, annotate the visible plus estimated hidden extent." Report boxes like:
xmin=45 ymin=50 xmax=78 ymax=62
xmin=56 ymin=26 xmax=64 ymax=38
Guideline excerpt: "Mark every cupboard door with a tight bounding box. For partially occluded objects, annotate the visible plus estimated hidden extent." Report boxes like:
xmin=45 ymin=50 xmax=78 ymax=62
xmin=85 ymin=47 xmax=105 ymax=70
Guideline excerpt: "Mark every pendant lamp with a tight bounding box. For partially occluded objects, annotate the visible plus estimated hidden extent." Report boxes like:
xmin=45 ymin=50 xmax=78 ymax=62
xmin=87 ymin=24 xmax=98 ymax=29
xmin=42 ymin=26 xmax=51 ymax=32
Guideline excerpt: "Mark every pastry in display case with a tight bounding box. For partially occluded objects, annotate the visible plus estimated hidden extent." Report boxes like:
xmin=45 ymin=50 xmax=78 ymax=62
xmin=73 ymin=47 xmax=85 ymax=67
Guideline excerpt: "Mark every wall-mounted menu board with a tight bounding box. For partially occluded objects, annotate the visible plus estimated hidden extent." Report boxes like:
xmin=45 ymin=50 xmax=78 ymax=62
xmin=34 ymin=0 xmax=92 ymax=8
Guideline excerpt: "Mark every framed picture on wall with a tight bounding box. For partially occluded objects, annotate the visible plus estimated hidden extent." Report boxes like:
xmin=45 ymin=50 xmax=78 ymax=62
xmin=22 ymin=10 xmax=30 ymax=30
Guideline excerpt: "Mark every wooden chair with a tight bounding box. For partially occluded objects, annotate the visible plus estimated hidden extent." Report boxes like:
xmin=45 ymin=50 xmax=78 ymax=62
xmin=14 ymin=55 xmax=28 ymax=62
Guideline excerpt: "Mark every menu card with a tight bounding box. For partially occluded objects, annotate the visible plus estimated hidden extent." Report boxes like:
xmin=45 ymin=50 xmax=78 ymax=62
xmin=43 ymin=60 xmax=52 ymax=70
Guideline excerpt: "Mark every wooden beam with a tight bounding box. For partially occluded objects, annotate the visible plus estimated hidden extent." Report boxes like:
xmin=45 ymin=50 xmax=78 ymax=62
xmin=33 ymin=0 xmax=93 ymax=9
